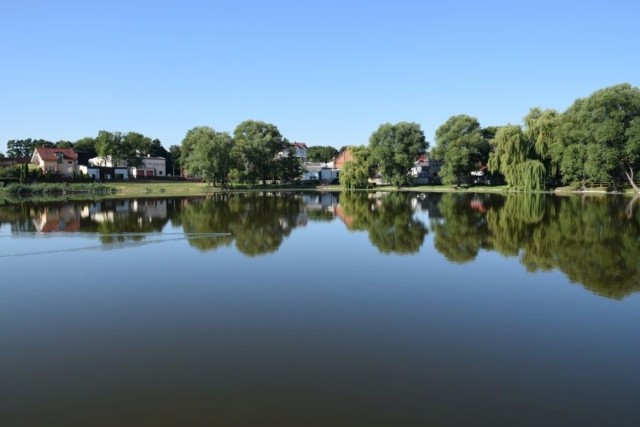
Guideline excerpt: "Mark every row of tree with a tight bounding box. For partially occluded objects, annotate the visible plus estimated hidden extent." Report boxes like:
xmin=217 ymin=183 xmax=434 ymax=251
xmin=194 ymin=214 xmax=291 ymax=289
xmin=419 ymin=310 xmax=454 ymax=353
xmin=4 ymin=83 xmax=638 ymax=190
xmin=179 ymin=121 xmax=344 ymax=186
xmin=435 ymin=83 xmax=640 ymax=191
xmin=340 ymin=83 xmax=640 ymax=192
xmin=180 ymin=120 xmax=302 ymax=186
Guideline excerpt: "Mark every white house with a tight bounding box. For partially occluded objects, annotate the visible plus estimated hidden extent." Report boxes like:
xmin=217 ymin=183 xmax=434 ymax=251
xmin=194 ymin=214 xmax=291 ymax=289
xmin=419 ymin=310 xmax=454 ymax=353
xmin=302 ymin=162 xmax=339 ymax=183
xmin=88 ymin=155 xmax=166 ymax=178
xmin=79 ymin=165 xmax=129 ymax=181
xmin=89 ymin=155 xmax=127 ymax=168
xmin=131 ymin=157 xmax=166 ymax=178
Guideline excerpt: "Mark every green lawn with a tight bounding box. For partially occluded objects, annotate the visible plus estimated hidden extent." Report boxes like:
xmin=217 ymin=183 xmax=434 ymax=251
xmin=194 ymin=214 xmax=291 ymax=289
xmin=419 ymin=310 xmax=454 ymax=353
xmin=106 ymin=181 xmax=212 ymax=196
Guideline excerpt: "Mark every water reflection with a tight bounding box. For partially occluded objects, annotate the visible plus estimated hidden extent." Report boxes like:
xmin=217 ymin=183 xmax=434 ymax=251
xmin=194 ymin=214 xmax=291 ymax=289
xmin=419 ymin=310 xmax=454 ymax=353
xmin=338 ymin=192 xmax=428 ymax=254
xmin=1 ymin=191 xmax=639 ymax=298
xmin=433 ymin=193 xmax=640 ymax=299
xmin=174 ymin=193 xmax=307 ymax=256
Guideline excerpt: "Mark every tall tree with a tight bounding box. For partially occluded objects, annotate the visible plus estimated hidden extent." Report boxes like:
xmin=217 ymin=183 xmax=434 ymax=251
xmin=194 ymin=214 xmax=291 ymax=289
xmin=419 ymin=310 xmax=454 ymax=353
xmin=524 ymin=107 xmax=561 ymax=183
xmin=233 ymin=120 xmax=288 ymax=185
xmin=340 ymin=145 xmax=375 ymax=190
xmin=95 ymin=131 xmax=126 ymax=166
xmin=488 ymin=125 xmax=546 ymax=191
xmin=123 ymin=132 xmax=152 ymax=167
xmin=6 ymin=139 xmax=49 ymax=158
xmin=95 ymin=131 xmax=152 ymax=167
xmin=181 ymin=126 xmax=234 ymax=186
xmin=74 ymin=136 xmax=98 ymax=158
xmin=147 ymin=138 xmax=168 ymax=157
xmin=433 ymin=114 xmax=487 ymax=186
xmin=307 ymin=145 xmax=339 ymax=163
xmin=559 ymin=83 xmax=640 ymax=192
xmin=168 ymin=144 xmax=182 ymax=176
xmin=274 ymin=147 xmax=302 ymax=183
xmin=369 ymin=122 xmax=428 ymax=188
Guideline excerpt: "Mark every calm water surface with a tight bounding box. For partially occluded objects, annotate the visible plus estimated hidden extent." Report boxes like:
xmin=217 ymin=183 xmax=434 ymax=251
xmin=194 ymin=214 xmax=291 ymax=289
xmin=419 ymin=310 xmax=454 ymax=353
xmin=1 ymin=192 xmax=639 ymax=426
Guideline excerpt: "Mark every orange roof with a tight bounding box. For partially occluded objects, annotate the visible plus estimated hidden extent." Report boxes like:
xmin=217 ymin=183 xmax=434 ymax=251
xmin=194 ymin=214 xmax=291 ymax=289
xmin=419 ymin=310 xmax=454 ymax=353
xmin=34 ymin=147 xmax=78 ymax=161
xmin=333 ymin=148 xmax=353 ymax=168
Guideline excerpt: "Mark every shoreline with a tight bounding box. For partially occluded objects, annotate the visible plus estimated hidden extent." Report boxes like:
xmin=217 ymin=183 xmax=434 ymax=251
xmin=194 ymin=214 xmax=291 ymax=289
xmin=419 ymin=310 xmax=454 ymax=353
xmin=1 ymin=181 xmax=638 ymax=202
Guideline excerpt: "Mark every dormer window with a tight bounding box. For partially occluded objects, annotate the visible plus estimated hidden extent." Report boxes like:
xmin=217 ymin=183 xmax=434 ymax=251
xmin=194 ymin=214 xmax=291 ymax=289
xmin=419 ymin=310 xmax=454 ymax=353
xmin=56 ymin=153 xmax=63 ymax=164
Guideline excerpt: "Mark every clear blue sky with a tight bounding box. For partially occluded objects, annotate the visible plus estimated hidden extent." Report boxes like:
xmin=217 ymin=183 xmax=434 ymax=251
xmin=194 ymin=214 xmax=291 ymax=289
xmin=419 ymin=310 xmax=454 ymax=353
xmin=1 ymin=0 xmax=639 ymax=154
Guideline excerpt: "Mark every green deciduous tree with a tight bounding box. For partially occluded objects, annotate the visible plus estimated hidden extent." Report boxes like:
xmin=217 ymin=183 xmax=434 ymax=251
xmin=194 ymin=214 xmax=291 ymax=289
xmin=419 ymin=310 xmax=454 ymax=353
xmin=369 ymin=122 xmax=428 ymax=188
xmin=274 ymin=147 xmax=302 ymax=183
xmin=559 ymin=84 xmax=640 ymax=191
xmin=181 ymin=126 xmax=234 ymax=186
xmin=7 ymin=139 xmax=50 ymax=158
xmin=233 ymin=120 xmax=288 ymax=185
xmin=168 ymin=144 xmax=182 ymax=176
xmin=123 ymin=132 xmax=152 ymax=167
xmin=95 ymin=131 xmax=126 ymax=166
xmin=559 ymin=143 xmax=588 ymax=186
xmin=74 ymin=137 xmax=97 ymax=157
xmin=147 ymin=138 xmax=168 ymax=158
xmin=95 ymin=131 xmax=153 ymax=168
xmin=307 ymin=145 xmax=339 ymax=163
xmin=433 ymin=114 xmax=487 ymax=186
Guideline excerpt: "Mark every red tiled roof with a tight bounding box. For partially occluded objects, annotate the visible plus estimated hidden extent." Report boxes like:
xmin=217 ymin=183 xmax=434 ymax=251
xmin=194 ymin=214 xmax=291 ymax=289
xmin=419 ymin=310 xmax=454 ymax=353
xmin=34 ymin=147 xmax=78 ymax=161
xmin=291 ymin=142 xmax=308 ymax=149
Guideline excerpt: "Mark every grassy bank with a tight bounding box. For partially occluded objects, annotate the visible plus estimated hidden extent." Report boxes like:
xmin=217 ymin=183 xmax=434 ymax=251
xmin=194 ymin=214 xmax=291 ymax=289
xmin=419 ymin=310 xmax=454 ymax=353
xmin=106 ymin=181 xmax=211 ymax=196
xmin=106 ymin=181 xmax=324 ymax=196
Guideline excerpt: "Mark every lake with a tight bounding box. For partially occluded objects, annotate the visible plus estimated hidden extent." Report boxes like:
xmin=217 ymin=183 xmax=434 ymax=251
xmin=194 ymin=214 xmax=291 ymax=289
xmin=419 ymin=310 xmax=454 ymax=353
xmin=1 ymin=191 xmax=639 ymax=426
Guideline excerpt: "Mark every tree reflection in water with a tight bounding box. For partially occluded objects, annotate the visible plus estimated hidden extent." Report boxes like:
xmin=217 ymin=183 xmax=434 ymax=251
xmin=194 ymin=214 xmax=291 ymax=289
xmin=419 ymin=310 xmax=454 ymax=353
xmin=433 ymin=193 xmax=640 ymax=299
xmin=338 ymin=191 xmax=428 ymax=254
xmin=178 ymin=192 xmax=305 ymax=256
xmin=1 ymin=191 xmax=639 ymax=298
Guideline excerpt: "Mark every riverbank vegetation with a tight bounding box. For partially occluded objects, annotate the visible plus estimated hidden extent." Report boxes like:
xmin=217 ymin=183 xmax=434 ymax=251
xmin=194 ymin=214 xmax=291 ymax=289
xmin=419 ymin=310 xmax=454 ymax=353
xmin=341 ymin=83 xmax=640 ymax=192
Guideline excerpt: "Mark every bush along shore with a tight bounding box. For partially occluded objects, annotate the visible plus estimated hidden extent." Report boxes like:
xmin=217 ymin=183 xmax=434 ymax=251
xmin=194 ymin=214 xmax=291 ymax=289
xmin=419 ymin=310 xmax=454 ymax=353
xmin=2 ymin=182 xmax=116 ymax=195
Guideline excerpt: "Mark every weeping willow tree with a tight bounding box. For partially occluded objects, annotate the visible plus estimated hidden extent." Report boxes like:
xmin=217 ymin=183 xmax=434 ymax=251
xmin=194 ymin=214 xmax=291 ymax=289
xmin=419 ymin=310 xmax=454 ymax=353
xmin=488 ymin=125 xmax=547 ymax=191
xmin=525 ymin=108 xmax=562 ymax=182
xmin=340 ymin=146 xmax=375 ymax=190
